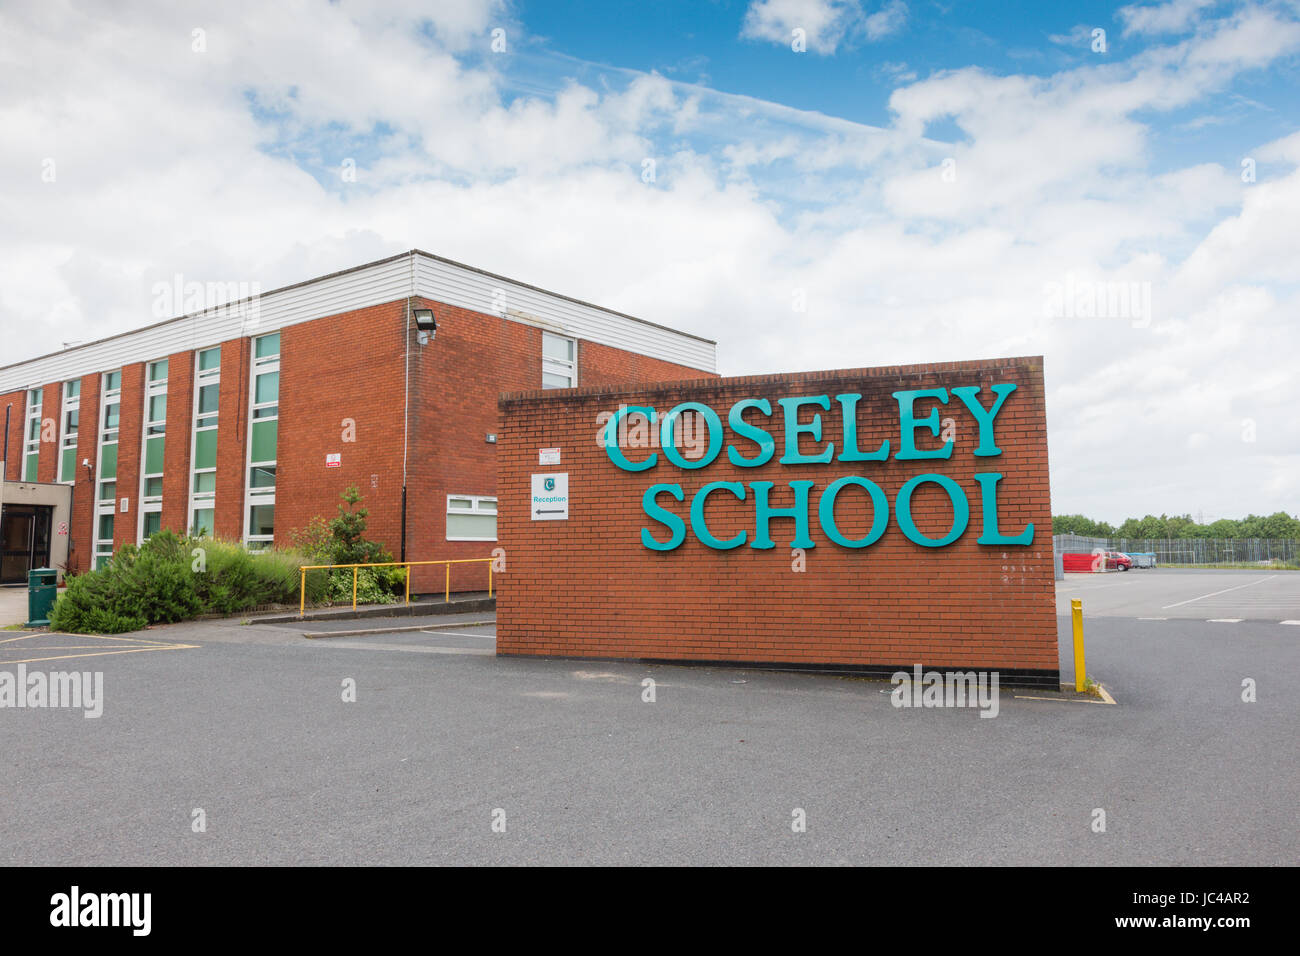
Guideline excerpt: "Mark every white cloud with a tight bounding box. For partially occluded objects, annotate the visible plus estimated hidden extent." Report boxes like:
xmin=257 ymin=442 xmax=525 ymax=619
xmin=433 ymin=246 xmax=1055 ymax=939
xmin=740 ymin=0 xmax=906 ymax=54
xmin=1118 ymin=0 xmax=1216 ymax=36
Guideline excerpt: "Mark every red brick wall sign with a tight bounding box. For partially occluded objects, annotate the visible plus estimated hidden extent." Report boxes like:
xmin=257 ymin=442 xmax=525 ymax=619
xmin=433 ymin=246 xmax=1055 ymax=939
xmin=497 ymin=356 xmax=1058 ymax=686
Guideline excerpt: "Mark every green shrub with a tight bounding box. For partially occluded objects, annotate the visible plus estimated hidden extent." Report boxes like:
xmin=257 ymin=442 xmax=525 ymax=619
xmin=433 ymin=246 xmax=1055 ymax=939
xmin=327 ymin=567 xmax=397 ymax=605
xmin=48 ymin=563 xmax=149 ymax=634
xmin=49 ymin=530 xmax=330 ymax=633
xmin=50 ymin=487 xmax=402 ymax=633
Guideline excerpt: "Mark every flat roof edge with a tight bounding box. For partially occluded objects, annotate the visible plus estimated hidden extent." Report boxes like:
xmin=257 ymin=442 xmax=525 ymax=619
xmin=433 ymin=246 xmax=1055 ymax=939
xmin=0 ymin=248 xmax=716 ymax=376
xmin=499 ymin=355 xmax=1045 ymax=405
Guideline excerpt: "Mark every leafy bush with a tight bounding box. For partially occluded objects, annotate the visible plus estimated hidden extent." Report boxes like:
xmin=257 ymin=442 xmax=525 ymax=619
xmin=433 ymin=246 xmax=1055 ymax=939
xmin=49 ymin=531 xmax=327 ymax=634
xmin=327 ymin=567 xmax=398 ymax=605
xmin=49 ymin=486 xmax=401 ymax=634
xmin=49 ymin=570 xmax=148 ymax=634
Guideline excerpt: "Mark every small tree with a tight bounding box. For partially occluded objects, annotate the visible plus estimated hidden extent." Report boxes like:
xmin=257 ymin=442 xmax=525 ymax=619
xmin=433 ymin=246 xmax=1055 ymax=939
xmin=329 ymin=485 xmax=391 ymax=565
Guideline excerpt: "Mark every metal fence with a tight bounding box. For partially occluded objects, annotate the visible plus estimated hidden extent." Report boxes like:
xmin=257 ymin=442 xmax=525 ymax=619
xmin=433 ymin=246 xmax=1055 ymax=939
xmin=1053 ymin=534 xmax=1300 ymax=567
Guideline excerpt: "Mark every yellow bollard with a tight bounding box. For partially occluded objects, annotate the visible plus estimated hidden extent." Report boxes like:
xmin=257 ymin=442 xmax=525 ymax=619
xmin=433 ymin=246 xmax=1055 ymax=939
xmin=404 ymin=563 xmax=410 ymax=606
xmin=299 ymin=568 xmax=306 ymax=618
xmin=488 ymin=564 xmax=493 ymax=598
xmin=1071 ymin=598 xmax=1086 ymax=692
xmin=352 ymin=566 xmax=358 ymax=610
xmin=445 ymin=563 xmax=450 ymax=603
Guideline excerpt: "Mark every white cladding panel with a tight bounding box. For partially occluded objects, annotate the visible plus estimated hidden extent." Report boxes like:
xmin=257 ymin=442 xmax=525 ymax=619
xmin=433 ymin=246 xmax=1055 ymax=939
xmin=0 ymin=252 xmax=715 ymax=393
xmin=414 ymin=256 xmax=715 ymax=373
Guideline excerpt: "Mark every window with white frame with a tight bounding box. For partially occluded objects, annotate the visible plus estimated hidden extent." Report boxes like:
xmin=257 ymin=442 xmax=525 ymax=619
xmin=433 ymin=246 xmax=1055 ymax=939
xmin=57 ymin=380 xmax=80 ymax=483
xmin=23 ymin=388 xmax=42 ymax=482
xmin=94 ymin=370 xmax=121 ymax=569
xmin=446 ymin=495 xmax=497 ymax=541
xmin=139 ymin=359 xmax=167 ymax=541
xmin=189 ymin=347 xmax=220 ymax=537
xmin=542 ymin=332 xmax=576 ymax=389
xmin=244 ymin=332 xmax=279 ymax=550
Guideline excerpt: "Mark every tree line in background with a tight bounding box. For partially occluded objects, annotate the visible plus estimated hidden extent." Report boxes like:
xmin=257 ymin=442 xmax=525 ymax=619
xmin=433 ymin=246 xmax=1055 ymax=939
xmin=1052 ymin=512 xmax=1300 ymax=540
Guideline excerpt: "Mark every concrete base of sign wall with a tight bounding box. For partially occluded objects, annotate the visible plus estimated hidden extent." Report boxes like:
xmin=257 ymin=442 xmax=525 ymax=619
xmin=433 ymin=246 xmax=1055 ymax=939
xmin=494 ymin=652 xmax=1061 ymax=690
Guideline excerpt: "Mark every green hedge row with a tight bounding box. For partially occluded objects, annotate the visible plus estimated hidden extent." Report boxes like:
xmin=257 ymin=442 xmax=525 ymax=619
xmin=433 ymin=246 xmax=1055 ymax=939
xmin=48 ymin=531 xmax=403 ymax=634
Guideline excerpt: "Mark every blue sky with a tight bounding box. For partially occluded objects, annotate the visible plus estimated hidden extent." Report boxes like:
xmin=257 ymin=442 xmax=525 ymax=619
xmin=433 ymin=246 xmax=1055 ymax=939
xmin=509 ymin=0 xmax=1298 ymax=165
xmin=2 ymin=0 xmax=1299 ymax=522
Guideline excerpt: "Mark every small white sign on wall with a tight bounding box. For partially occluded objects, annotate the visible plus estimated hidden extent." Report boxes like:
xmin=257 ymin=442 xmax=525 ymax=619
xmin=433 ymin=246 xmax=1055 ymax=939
xmin=530 ymin=472 xmax=569 ymax=520
xmin=539 ymin=447 xmax=560 ymax=465
xmin=326 ymin=453 xmax=341 ymax=468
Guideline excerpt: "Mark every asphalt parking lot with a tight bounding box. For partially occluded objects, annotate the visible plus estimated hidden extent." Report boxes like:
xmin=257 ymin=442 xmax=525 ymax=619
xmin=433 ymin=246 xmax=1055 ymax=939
xmin=1 ymin=570 xmax=1296 ymax=866
xmin=1057 ymin=568 xmax=1300 ymax=623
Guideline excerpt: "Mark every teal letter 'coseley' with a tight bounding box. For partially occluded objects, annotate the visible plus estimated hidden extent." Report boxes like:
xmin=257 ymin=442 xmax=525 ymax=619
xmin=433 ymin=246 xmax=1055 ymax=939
xmin=893 ymin=388 xmax=954 ymax=461
xmin=605 ymin=405 xmax=658 ymax=472
xmin=950 ymin=383 xmax=1017 ymax=457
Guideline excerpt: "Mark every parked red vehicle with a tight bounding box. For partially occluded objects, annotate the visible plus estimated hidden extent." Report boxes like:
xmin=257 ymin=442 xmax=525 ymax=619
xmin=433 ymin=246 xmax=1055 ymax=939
xmin=1105 ymin=551 xmax=1133 ymax=571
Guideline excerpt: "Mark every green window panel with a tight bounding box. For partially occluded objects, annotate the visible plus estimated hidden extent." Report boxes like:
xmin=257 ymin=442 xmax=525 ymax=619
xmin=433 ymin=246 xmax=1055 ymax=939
xmin=192 ymin=509 xmax=214 ymax=537
xmin=143 ymin=512 xmax=162 ymax=539
xmin=255 ymin=333 xmax=280 ymax=359
xmin=99 ymin=443 xmax=117 ymax=480
xmin=24 ymin=453 xmax=39 ymax=482
xmin=98 ymin=481 xmax=115 ymax=502
xmin=248 ymin=504 xmax=274 ymax=537
xmin=98 ymin=513 xmax=114 ymax=540
xmin=250 ymin=420 xmax=277 ymax=464
xmin=144 ymin=476 xmax=164 ymax=497
xmin=148 ymin=393 xmax=167 ymax=422
xmin=250 ymin=465 xmax=276 ymax=488
xmin=145 ymin=436 xmax=165 ymax=474
xmin=60 ymin=448 xmax=75 ymax=482
xmin=104 ymin=371 xmax=121 ymax=392
xmin=254 ymin=370 xmax=279 ymax=405
xmin=65 ymin=380 xmax=80 ymax=399
xmin=28 ymin=417 xmax=41 ymax=440
xmin=194 ymin=472 xmax=216 ymax=493
xmin=149 ymin=359 xmax=168 ymax=382
xmin=199 ymin=347 xmax=221 ymax=371
xmin=197 ymin=384 xmax=219 ymax=414
xmin=194 ymin=430 xmax=217 ymax=470
xmin=104 ymin=403 xmax=120 ymax=430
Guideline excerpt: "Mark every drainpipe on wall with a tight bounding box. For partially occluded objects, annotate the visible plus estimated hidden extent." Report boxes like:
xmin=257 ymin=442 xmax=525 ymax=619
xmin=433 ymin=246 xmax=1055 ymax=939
xmin=0 ymin=403 xmax=10 ymax=562
xmin=400 ymin=251 xmax=413 ymax=563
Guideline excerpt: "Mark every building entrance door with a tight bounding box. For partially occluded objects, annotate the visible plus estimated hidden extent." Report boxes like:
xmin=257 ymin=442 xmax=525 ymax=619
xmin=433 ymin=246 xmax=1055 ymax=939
xmin=0 ymin=505 xmax=53 ymax=584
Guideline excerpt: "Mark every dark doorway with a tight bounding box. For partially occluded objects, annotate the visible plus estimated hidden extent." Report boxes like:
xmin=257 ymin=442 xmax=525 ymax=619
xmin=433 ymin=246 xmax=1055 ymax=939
xmin=1 ymin=505 xmax=53 ymax=584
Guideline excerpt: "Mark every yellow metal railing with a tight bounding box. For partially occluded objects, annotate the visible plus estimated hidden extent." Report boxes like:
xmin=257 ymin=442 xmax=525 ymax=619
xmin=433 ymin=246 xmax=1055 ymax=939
xmin=298 ymin=558 xmax=494 ymax=618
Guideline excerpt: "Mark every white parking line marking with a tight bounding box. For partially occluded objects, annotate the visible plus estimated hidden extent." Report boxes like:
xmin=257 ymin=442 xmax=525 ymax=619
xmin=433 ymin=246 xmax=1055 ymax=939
xmin=1207 ymin=618 xmax=1243 ymax=623
xmin=1137 ymin=616 xmax=1168 ymax=621
xmin=1160 ymin=575 xmax=1276 ymax=609
xmin=1280 ymin=620 xmax=1300 ymax=626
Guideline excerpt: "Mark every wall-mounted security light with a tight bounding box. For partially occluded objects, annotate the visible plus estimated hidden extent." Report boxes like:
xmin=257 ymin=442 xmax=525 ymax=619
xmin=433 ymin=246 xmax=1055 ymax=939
xmin=413 ymin=307 xmax=437 ymax=345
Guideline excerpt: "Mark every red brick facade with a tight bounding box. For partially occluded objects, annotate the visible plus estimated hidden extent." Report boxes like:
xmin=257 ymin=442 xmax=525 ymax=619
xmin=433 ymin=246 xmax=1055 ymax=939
xmin=6 ymin=296 xmax=713 ymax=588
xmin=496 ymin=356 xmax=1057 ymax=683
